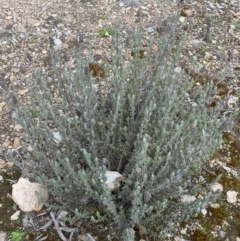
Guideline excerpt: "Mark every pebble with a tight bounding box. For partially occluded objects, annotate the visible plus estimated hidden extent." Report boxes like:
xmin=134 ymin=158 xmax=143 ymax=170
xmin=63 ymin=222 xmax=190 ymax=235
xmin=147 ymin=27 xmax=155 ymax=33
xmin=13 ymin=137 xmax=20 ymax=149
xmin=210 ymin=183 xmax=223 ymax=193
xmin=190 ymin=39 xmax=205 ymax=48
xmin=226 ymin=190 xmax=238 ymax=203
xmin=0 ymin=233 xmax=7 ymax=241
xmin=201 ymin=208 xmax=207 ymax=216
xmin=0 ymin=159 xmax=6 ymax=169
xmin=217 ymin=230 xmax=226 ymax=238
xmin=54 ymin=38 xmax=62 ymax=48
xmin=14 ymin=124 xmax=23 ymax=131
xmin=10 ymin=210 xmax=21 ymax=221
xmin=181 ymin=194 xmax=196 ymax=203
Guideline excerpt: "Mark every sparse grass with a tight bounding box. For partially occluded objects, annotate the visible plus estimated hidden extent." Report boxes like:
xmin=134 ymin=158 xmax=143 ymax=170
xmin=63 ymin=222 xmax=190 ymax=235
xmin=99 ymin=27 xmax=114 ymax=37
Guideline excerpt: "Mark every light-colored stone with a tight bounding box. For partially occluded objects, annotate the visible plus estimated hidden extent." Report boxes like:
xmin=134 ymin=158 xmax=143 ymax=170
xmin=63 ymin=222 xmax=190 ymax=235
xmin=18 ymin=88 xmax=29 ymax=95
xmin=190 ymin=39 xmax=205 ymax=48
xmin=14 ymin=124 xmax=23 ymax=131
xmin=226 ymin=190 xmax=238 ymax=203
xmin=78 ymin=235 xmax=91 ymax=241
xmin=10 ymin=210 xmax=20 ymax=221
xmin=0 ymin=159 xmax=6 ymax=169
xmin=13 ymin=137 xmax=20 ymax=149
xmin=105 ymin=171 xmax=123 ymax=191
xmin=53 ymin=131 xmax=62 ymax=144
xmin=7 ymin=162 xmax=14 ymax=167
xmin=210 ymin=183 xmax=223 ymax=193
xmin=201 ymin=208 xmax=207 ymax=216
xmin=12 ymin=178 xmax=48 ymax=212
xmin=17 ymin=24 xmax=26 ymax=33
xmin=26 ymin=18 xmax=41 ymax=27
xmin=0 ymin=232 xmax=7 ymax=241
xmin=180 ymin=194 xmax=196 ymax=203
xmin=0 ymin=102 xmax=6 ymax=110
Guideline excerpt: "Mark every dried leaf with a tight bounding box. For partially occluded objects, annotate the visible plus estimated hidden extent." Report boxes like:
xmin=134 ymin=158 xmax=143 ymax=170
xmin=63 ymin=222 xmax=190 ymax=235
xmin=88 ymin=62 xmax=105 ymax=78
xmin=136 ymin=224 xmax=150 ymax=241
xmin=180 ymin=5 xmax=193 ymax=17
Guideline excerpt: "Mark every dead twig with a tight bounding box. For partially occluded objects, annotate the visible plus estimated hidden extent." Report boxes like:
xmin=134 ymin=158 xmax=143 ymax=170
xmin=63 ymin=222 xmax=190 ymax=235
xmin=86 ymin=233 xmax=96 ymax=241
xmin=201 ymin=166 xmax=216 ymax=176
xmin=50 ymin=212 xmax=68 ymax=241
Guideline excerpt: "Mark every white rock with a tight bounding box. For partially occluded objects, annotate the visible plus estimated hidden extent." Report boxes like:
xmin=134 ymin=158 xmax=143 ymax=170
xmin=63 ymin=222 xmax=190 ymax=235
xmin=190 ymin=39 xmax=205 ymax=48
xmin=210 ymin=183 xmax=223 ymax=193
xmin=0 ymin=233 xmax=7 ymax=241
xmin=180 ymin=194 xmax=196 ymax=203
xmin=179 ymin=16 xmax=186 ymax=23
xmin=201 ymin=208 xmax=207 ymax=216
xmin=26 ymin=18 xmax=41 ymax=27
xmin=210 ymin=203 xmax=220 ymax=209
xmin=14 ymin=124 xmax=23 ymax=131
xmin=226 ymin=190 xmax=238 ymax=203
xmin=228 ymin=96 xmax=238 ymax=108
xmin=10 ymin=210 xmax=20 ymax=221
xmin=174 ymin=67 xmax=182 ymax=74
xmin=12 ymin=178 xmax=48 ymax=212
xmin=105 ymin=171 xmax=123 ymax=191
xmin=53 ymin=131 xmax=62 ymax=144
xmin=54 ymin=38 xmax=62 ymax=48
xmin=0 ymin=176 xmax=3 ymax=182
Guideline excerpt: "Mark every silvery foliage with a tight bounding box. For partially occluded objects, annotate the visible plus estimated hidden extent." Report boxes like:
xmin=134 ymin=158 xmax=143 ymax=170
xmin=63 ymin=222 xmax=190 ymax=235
xmin=6 ymin=14 xmax=233 ymax=240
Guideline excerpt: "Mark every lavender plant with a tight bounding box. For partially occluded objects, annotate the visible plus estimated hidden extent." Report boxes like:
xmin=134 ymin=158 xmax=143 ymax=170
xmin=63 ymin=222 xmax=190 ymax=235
xmin=6 ymin=14 xmax=232 ymax=240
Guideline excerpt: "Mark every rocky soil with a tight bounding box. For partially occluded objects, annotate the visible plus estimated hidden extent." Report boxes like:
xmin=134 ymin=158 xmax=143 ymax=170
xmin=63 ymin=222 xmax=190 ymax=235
xmin=0 ymin=0 xmax=240 ymax=240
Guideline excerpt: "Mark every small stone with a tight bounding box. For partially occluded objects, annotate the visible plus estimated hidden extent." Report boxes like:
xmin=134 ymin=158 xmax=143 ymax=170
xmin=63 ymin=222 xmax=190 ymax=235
xmin=210 ymin=183 xmax=223 ymax=193
xmin=0 ymin=176 xmax=3 ymax=182
xmin=17 ymin=24 xmax=26 ymax=33
xmin=179 ymin=16 xmax=186 ymax=23
xmin=0 ymin=159 xmax=6 ymax=169
xmin=14 ymin=124 xmax=23 ymax=131
xmin=78 ymin=235 xmax=91 ymax=241
xmin=226 ymin=190 xmax=238 ymax=203
xmin=18 ymin=88 xmax=29 ymax=95
xmin=147 ymin=27 xmax=155 ymax=33
xmin=201 ymin=208 xmax=207 ymax=216
xmin=180 ymin=194 xmax=196 ymax=203
xmin=54 ymin=39 xmax=62 ymax=48
xmin=228 ymin=96 xmax=238 ymax=108
xmin=190 ymin=39 xmax=205 ymax=48
xmin=174 ymin=67 xmax=182 ymax=74
xmin=0 ymin=233 xmax=7 ymax=241
xmin=27 ymin=18 xmax=41 ymax=27
xmin=217 ymin=230 xmax=226 ymax=238
xmin=0 ymin=102 xmax=6 ymax=108
xmin=7 ymin=162 xmax=14 ymax=167
xmin=53 ymin=131 xmax=62 ymax=144
xmin=12 ymin=178 xmax=48 ymax=212
xmin=105 ymin=171 xmax=123 ymax=191
xmin=10 ymin=210 xmax=20 ymax=221
xmin=204 ymin=52 xmax=212 ymax=59
xmin=13 ymin=137 xmax=20 ymax=149
xmin=41 ymin=28 xmax=49 ymax=34
xmin=27 ymin=145 xmax=33 ymax=152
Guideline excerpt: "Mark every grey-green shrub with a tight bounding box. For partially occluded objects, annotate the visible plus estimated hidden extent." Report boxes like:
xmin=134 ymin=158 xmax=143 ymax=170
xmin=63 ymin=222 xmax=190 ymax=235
xmin=6 ymin=14 xmax=232 ymax=240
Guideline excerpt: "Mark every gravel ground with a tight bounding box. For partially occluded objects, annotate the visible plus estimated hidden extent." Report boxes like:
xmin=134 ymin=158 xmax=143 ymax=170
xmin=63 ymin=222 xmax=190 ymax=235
xmin=0 ymin=0 xmax=240 ymax=240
